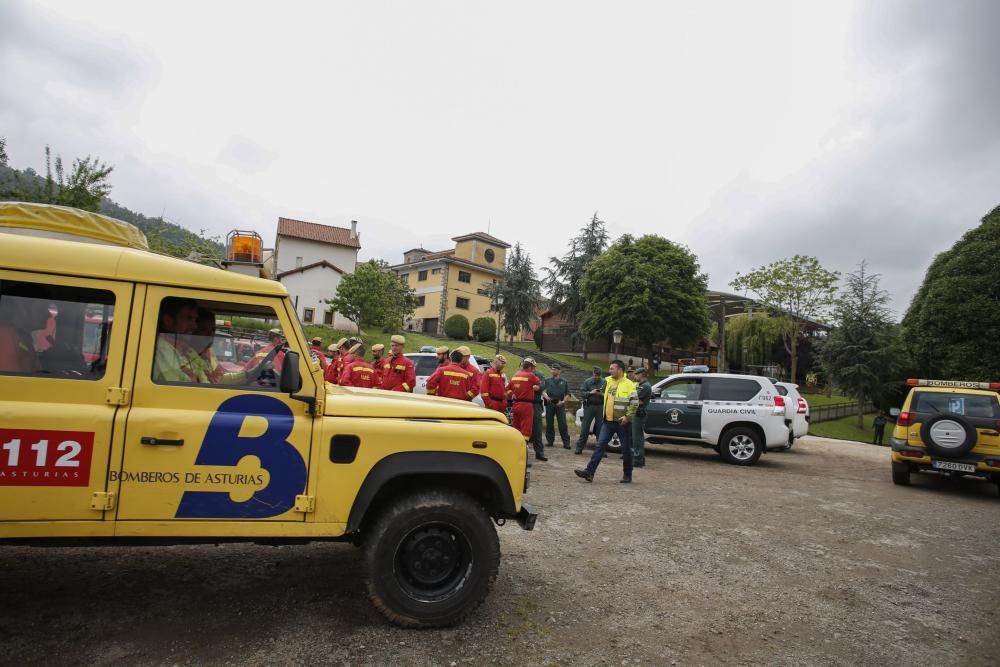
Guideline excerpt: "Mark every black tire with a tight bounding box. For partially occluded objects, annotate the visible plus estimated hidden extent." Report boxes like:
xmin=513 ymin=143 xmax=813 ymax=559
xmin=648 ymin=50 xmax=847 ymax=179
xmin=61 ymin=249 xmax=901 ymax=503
xmin=363 ymin=488 xmax=500 ymax=628
xmin=891 ymin=461 xmax=911 ymax=486
xmin=718 ymin=426 xmax=763 ymax=465
xmin=920 ymin=413 xmax=977 ymax=458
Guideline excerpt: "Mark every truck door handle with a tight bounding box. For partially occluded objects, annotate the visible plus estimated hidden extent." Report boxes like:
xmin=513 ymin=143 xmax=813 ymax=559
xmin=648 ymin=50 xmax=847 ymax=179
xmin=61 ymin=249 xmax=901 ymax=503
xmin=141 ymin=437 xmax=185 ymax=446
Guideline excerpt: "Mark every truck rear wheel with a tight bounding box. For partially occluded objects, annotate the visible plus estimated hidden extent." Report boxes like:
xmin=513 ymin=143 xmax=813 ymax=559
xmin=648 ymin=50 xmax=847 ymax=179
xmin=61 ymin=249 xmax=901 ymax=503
xmin=364 ymin=488 xmax=500 ymax=628
xmin=718 ymin=426 xmax=763 ymax=465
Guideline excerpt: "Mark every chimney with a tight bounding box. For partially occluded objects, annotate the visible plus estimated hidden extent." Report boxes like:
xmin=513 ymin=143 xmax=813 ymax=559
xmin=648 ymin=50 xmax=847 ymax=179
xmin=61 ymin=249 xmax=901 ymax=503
xmin=350 ymin=220 xmax=358 ymax=239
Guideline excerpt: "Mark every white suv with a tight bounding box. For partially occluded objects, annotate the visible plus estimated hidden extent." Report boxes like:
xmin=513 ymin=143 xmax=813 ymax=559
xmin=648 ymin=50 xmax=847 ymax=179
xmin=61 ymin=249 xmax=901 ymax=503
xmin=405 ymin=352 xmax=486 ymax=407
xmin=774 ymin=381 xmax=809 ymax=447
xmin=644 ymin=373 xmax=791 ymax=465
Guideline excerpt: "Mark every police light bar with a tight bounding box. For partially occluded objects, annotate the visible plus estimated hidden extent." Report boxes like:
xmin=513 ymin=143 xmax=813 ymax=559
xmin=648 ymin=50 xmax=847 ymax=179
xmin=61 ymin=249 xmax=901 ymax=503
xmin=906 ymin=378 xmax=1000 ymax=390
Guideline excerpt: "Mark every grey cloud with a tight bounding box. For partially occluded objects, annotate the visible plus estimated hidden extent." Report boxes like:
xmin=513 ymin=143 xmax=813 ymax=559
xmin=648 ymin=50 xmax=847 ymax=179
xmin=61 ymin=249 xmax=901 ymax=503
xmin=692 ymin=0 xmax=1000 ymax=319
xmin=217 ymin=135 xmax=278 ymax=174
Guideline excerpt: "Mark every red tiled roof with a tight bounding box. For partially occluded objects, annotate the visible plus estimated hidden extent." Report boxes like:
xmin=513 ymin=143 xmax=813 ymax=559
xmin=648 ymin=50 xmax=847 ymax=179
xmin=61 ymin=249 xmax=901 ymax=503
xmin=276 ymin=260 xmax=345 ymax=280
xmin=277 ymin=217 xmax=361 ymax=249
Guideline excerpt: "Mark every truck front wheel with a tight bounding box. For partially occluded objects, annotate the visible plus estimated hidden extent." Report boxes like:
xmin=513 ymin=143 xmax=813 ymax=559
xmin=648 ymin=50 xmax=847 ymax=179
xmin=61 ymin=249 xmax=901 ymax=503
xmin=364 ymin=488 xmax=500 ymax=628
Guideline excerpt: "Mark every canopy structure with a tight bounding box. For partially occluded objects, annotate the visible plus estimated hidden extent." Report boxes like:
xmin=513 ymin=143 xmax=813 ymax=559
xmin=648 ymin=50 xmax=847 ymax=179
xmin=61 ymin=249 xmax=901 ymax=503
xmin=706 ymin=289 xmax=831 ymax=373
xmin=0 ymin=201 xmax=149 ymax=250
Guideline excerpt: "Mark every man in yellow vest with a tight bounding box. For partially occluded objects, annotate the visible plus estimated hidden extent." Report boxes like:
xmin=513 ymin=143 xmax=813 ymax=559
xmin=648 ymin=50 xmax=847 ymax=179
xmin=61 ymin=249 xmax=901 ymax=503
xmin=575 ymin=359 xmax=638 ymax=483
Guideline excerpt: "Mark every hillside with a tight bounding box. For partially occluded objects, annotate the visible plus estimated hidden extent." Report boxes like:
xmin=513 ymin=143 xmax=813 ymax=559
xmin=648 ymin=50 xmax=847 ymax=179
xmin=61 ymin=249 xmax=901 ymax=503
xmin=0 ymin=162 xmax=224 ymax=258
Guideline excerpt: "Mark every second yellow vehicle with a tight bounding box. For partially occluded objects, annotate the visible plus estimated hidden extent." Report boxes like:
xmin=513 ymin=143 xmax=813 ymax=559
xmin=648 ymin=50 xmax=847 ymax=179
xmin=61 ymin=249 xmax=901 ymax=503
xmin=890 ymin=378 xmax=1000 ymax=496
xmin=0 ymin=202 xmax=537 ymax=628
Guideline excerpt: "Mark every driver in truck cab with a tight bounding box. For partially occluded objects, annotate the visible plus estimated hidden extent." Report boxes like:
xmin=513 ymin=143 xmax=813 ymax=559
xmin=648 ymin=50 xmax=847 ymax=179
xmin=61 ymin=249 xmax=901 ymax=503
xmin=153 ymin=297 xmax=208 ymax=383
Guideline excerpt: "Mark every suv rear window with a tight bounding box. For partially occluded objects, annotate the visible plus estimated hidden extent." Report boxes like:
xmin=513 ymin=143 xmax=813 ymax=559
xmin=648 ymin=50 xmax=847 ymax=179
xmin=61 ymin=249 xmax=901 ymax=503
xmin=912 ymin=391 xmax=1000 ymax=418
xmin=705 ymin=378 xmax=761 ymax=402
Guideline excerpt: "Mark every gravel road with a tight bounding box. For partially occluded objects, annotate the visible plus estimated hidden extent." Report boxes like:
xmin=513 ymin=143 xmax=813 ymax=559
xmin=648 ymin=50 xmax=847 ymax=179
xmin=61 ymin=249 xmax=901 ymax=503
xmin=2 ymin=435 xmax=998 ymax=666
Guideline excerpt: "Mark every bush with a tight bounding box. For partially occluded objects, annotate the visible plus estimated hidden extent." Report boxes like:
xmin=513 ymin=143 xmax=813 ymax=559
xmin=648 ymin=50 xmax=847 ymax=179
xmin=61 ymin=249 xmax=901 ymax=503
xmin=472 ymin=317 xmax=497 ymax=343
xmin=444 ymin=314 xmax=470 ymax=340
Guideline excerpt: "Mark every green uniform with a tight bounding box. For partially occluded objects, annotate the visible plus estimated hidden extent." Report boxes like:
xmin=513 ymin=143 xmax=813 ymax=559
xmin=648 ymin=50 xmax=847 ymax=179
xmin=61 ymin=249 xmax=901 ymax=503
xmin=542 ymin=375 xmax=570 ymax=448
xmin=632 ymin=379 xmax=652 ymax=466
xmin=575 ymin=375 xmax=605 ymax=453
xmin=531 ymin=369 xmax=545 ymax=457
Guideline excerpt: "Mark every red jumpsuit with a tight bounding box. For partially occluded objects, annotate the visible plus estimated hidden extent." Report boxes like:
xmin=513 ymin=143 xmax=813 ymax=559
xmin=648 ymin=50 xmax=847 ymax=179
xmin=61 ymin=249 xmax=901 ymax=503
xmin=379 ymin=353 xmax=417 ymax=392
xmin=370 ymin=355 xmax=385 ymax=385
xmin=426 ymin=362 xmax=476 ymax=400
xmin=480 ymin=367 xmax=508 ymax=413
xmin=460 ymin=361 xmax=482 ymax=398
xmin=340 ymin=359 xmax=379 ymax=388
xmin=324 ymin=353 xmax=341 ymax=383
xmin=506 ymin=369 xmax=541 ymax=438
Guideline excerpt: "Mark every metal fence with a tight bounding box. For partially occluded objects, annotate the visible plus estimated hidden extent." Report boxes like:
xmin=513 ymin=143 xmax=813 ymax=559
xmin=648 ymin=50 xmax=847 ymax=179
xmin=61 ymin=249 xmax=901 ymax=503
xmin=807 ymin=400 xmax=873 ymax=423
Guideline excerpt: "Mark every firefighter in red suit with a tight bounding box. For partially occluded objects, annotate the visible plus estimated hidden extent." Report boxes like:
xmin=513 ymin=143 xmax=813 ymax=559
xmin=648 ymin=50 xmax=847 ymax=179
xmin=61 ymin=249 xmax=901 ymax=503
xmin=339 ymin=343 xmax=379 ymax=388
xmin=370 ymin=343 xmax=385 ymax=384
xmin=507 ymin=358 xmax=542 ymax=452
xmin=379 ymin=334 xmax=416 ymax=392
xmin=426 ymin=350 xmax=477 ymax=400
xmin=310 ymin=336 xmax=328 ymax=371
xmin=456 ymin=345 xmax=482 ymax=398
xmin=480 ymin=354 xmax=508 ymax=414
xmin=324 ymin=337 xmax=349 ymax=384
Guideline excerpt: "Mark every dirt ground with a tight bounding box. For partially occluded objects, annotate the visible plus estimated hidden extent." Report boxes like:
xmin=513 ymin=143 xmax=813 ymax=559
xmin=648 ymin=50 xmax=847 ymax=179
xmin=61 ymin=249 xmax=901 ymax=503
xmin=2 ymin=434 xmax=998 ymax=666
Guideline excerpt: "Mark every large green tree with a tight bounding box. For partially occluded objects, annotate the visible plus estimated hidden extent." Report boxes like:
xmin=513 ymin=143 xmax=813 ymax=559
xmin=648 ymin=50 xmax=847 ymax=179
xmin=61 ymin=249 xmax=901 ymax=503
xmin=544 ymin=211 xmax=609 ymax=357
xmin=821 ymin=261 xmax=899 ymax=428
xmin=730 ymin=255 xmax=839 ymax=383
xmin=326 ymin=260 xmax=416 ymax=332
xmin=497 ymin=243 xmax=542 ymax=339
xmin=902 ymin=204 xmax=1000 ymax=380
xmin=581 ymin=234 xmax=710 ymax=365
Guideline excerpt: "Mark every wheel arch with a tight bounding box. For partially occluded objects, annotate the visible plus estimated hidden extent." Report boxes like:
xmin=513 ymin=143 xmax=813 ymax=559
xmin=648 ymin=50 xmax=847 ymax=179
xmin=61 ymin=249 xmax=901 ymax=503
xmin=346 ymin=452 xmax=517 ymax=534
xmin=718 ymin=421 xmax=766 ymax=449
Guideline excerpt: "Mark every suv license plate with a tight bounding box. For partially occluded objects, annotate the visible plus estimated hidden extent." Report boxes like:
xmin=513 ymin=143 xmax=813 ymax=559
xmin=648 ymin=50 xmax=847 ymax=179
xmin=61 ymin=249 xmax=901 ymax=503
xmin=932 ymin=460 xmax=975 ymax=473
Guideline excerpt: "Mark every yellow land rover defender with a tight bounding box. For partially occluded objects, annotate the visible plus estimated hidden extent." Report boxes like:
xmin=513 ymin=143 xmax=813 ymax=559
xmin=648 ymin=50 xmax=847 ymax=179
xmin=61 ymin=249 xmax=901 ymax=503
xmin=891 ymin=378 xmax=1000 ymax=496
xmin=0 ymin=202 xmax=536 ymax=627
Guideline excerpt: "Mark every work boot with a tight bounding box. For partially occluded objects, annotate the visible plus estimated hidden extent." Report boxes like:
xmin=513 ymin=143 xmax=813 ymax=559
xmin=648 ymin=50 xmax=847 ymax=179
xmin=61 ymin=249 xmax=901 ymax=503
xmin=619 ymin=476 xmax=632 ymax=484
xmin=574 ymin=468 xmax=593 ymax=482
xmin=536 ymin=454 xmax=548 ymax=462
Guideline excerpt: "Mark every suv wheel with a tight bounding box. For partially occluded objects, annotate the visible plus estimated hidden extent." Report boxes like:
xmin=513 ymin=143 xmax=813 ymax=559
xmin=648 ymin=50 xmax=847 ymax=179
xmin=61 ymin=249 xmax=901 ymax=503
xmin=364 ymin=488 xmax=500 ymax=628
xmin=718 ymin=427 xmax=763 ymax=465
xmin=891 ymin=461 xmax=911 ymax=486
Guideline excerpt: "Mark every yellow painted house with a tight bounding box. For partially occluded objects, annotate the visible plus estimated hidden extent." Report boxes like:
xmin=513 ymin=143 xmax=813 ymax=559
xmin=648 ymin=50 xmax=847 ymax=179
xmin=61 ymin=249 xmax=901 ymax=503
xmin=390 ymin=232 xmax=510 ymax=335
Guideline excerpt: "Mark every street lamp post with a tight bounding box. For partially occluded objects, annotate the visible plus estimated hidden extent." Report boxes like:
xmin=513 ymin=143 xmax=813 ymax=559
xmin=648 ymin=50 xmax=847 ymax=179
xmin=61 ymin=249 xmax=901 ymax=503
xmin=495 ymin=292 xmax=505 ymax=356
xmin=612 ymin=329 xmax=623 ymax=358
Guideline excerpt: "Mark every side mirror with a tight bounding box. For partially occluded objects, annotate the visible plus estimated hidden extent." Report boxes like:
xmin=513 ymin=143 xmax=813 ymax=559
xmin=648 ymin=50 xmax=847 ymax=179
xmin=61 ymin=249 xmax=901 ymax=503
xmin=889 ymin=407 xmax=900 ymax=417
xmin=280 ymin=350 xmax=300 ymax=394
xmin=652 ymin=388 xmax=661 ymax=398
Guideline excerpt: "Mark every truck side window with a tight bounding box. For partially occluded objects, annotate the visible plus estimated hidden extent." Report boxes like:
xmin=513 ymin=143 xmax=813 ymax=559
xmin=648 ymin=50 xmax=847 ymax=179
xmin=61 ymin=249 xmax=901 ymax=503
xmin=663 ymin=378 xmax=702 ymax=400
xmin=704 ymin=378 xmax=760 ymax=402
xmin=151 ymin=297 xmax=285 ymax=390
xmin=0 ymin=279 xmax=115 ymax=379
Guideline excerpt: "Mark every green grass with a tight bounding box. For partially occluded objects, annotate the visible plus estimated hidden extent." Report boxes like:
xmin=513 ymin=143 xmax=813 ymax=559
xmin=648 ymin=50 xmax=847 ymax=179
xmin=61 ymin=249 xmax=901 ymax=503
xmin=300 ymin=326 xmax=549 ymax=373
xmin=808 ymin=412 xmax=884 ymax=442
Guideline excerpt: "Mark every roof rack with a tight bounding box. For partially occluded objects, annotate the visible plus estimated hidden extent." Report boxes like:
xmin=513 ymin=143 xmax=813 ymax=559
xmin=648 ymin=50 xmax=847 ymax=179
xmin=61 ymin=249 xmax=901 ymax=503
xmin=0 ymin=202 xmax=149 ymax=250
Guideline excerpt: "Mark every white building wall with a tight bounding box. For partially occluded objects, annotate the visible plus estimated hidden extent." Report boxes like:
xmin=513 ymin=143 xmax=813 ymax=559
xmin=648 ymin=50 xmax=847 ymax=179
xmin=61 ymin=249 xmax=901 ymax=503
xmin=280 ymin=266 xmax=358 ymax=333
xmin=275 ymin=236 xmax=358 ymax=276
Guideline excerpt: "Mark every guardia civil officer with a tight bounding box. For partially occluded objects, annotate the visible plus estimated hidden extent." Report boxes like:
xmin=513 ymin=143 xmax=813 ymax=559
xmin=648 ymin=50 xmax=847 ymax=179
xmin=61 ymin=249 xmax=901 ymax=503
xmin=575 ymin=366 xmax=605 ymax=454
xmin=542 ymin=362 xmax=571 ymax=449
xmin=632 ymin=367 xmax=653 ymax=468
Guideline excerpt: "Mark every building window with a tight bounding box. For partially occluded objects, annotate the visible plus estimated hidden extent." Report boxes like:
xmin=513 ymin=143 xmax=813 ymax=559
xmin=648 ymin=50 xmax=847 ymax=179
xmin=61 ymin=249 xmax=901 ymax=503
xmin=399 ymin=273 xmax=409 ymax=282
xmin=295 ymin=256 xmax=303 ymax=268
xmin=303 ymin=307 xmax=314 ymax=323
xmin=484 ymin=249 xmax=495 ymax=263
xmin=458 ymin=271 xmax=471 ymax=283
xmin=431 ymin=268 xmax=441 ymax=275
xmin=418 ymin=270 xmax=428 ymax=281
xmin=415 ymin=295 xmax=426 ymax=306
xmin=456 ymin=297 xmax=470 ymax=310
xmin=324 ymin=310 xmax=334 ymax=325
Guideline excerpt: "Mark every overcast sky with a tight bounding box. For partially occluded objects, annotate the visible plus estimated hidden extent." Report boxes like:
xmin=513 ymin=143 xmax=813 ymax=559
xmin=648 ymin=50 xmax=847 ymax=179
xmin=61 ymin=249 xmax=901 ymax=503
xmin=2 ymin=0 xmax=997 ymax=319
